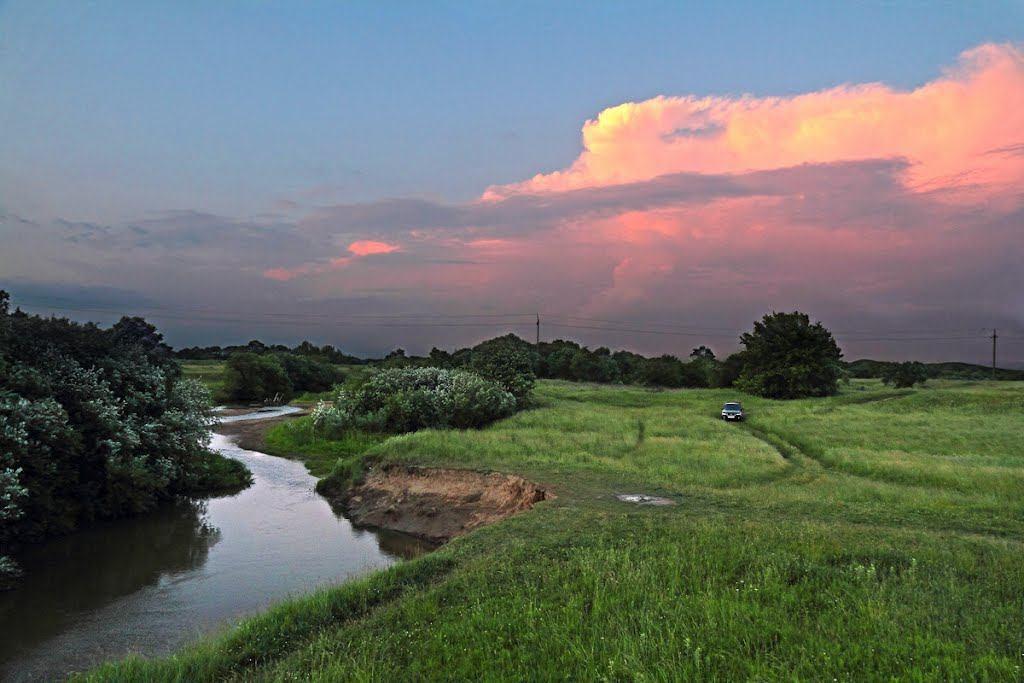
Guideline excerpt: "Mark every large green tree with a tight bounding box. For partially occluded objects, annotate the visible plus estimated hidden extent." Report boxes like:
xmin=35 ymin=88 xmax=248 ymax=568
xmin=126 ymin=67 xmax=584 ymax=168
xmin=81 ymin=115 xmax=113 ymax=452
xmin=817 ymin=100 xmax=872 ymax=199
xmin=735 ymin=312 xmax=844 ymax=399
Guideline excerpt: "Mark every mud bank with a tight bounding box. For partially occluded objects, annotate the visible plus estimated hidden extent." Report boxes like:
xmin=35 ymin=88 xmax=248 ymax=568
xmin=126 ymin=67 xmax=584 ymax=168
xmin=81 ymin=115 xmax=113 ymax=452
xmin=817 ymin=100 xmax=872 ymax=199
xmin=339 ymin=465 xmax=550 ymax=543
xmin=214 ymin=408 xmax=306 ymax=451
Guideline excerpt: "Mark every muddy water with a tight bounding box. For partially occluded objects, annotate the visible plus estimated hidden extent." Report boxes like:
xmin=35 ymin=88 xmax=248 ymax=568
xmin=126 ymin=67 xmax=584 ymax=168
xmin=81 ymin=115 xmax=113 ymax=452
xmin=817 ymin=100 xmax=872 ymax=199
xmin=0 ymin=409 xmax=431 ymax=682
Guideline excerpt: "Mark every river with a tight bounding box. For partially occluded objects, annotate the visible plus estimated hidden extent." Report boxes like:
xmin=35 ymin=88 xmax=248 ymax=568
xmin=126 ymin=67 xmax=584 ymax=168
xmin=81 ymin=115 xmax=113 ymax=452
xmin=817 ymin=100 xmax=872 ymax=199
xmin=0 ymin=408 xmax=430 ymax=682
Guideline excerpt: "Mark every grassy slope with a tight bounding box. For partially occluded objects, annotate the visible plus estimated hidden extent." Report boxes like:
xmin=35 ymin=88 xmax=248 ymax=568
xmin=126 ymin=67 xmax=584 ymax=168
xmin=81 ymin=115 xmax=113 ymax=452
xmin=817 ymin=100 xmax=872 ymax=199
xmin=88 ymin=379 xmax=1024 ymax=681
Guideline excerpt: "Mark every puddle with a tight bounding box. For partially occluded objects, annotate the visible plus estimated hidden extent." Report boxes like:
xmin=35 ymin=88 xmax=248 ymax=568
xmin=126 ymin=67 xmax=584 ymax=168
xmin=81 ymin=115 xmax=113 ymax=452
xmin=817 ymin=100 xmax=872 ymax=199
xmin=615 ymin=493 xmax=676 ymax=506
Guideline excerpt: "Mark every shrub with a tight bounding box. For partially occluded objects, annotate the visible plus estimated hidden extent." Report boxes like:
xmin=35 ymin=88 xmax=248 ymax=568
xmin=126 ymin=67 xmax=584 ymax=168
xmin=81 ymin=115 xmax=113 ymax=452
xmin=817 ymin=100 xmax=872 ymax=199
xmin=311 ymin=367 xmax=515 ymax=435
xmin=469 ymin=335 xmax=536 ymax=406
xmin=714 ymin=352 xmax=746 ymax=388
xmin=275 ymin=353 xmax=340 ymax=393
xmin=882 ymin=361 xmax=929 ymax=388
xmin=222 ymin=352 xmax=293 ymax=403
xmin=0 ymin=291 xmax=247 ymax=574
xmin=735 ymin=311 xmax=844 ymax=399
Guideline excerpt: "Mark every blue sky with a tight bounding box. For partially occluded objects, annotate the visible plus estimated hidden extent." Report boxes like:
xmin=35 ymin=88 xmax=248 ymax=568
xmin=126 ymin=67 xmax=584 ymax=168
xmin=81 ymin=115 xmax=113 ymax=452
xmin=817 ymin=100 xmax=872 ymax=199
xmin=2 ymin=2 xmax=1023 ymax=362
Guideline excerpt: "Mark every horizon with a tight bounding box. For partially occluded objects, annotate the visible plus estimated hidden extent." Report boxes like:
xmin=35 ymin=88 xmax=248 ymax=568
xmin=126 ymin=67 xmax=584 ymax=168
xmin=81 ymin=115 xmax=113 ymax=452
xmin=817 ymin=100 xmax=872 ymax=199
xmin=2 ymin=2 xmax=1023 ymax=365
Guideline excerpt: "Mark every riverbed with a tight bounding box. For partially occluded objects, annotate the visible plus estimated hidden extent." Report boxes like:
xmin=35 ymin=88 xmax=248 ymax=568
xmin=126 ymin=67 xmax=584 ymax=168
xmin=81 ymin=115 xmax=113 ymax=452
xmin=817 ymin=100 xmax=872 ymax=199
xmin=0 ymin=409 xmax=431 ymax=682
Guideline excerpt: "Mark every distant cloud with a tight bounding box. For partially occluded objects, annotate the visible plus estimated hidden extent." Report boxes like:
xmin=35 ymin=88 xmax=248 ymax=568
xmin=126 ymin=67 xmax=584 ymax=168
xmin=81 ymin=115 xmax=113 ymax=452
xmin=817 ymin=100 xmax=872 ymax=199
xmin=348 ymin=240 xmax=400 ymax=256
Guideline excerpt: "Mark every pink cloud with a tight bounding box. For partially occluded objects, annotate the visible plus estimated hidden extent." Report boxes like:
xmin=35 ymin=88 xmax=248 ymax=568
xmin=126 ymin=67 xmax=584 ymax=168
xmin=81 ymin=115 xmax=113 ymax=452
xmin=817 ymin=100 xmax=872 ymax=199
xmin=348 ymin=240 xmax=400 ymax=256
xmin=262 ymin=240 xmax=400 ymax=281
xmin=485 ymin=43 xmax=1024 ymax=201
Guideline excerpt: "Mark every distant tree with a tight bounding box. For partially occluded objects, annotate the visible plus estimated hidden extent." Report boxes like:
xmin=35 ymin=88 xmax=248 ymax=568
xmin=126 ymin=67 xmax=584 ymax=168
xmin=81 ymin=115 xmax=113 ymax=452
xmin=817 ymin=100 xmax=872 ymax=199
xmin=611 ymin=350 xmax=647 ymax=382
xmin=714 ymin=352 xmax=746 ymax=388
xmin=736 ymin=311 xmax=843 ymax=399
xmin=568 ymin=348 xmax=620 ymax=383
xmin=428 ymin=347 xmax=454 ymax=368
xmin=690 ymin=345 xmax=716 ymax=361
xmin=881 ymin=361 xmax=929 ymax=388
xmin=222 ymin=353 xmax=293 ymax=403
xmin=634 ymin=355 xmax=687 ymax=387
xmin=470 ymin=335 xmax=536 ymax=406
xmin=274 ymin=353 xmax=340 ymax=393
xmin=245 ymin=340 xmax=267 ymax=354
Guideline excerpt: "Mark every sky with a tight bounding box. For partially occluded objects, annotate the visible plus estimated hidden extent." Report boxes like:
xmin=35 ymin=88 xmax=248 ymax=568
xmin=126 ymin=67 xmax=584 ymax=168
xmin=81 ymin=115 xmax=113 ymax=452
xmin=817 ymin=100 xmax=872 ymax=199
xmin=2 ymin=1 xmax=1023 ymax=364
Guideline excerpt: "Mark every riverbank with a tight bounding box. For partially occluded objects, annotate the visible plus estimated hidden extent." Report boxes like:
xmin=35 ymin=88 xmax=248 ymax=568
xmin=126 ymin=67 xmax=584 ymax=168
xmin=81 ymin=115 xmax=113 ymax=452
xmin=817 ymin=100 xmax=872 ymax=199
xmin=0 ymin=407 xmax=427 ymax=682
xmin=85 ymin=380 xmax=1024 ymax=680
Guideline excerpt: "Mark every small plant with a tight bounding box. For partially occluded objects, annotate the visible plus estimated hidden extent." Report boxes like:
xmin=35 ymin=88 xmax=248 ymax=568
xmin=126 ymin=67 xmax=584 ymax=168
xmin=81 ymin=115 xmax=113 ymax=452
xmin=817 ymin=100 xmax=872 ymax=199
xmin=635 ymin=418 xmax=646 ymax=447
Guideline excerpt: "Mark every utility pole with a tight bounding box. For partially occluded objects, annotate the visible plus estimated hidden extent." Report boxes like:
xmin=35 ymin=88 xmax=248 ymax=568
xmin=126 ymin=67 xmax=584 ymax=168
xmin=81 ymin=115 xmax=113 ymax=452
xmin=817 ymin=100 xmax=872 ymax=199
xmin=992 ymin=328 xmax=998 ymax=380
xmin=536 ymin=313 xmax=541 ymax=347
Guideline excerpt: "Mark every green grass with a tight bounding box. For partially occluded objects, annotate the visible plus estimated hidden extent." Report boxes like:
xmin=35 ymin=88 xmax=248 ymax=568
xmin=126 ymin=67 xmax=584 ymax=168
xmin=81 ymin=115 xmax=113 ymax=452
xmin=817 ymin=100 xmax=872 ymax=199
xmin=261 ymin=415 xmax=385 ymax=479
xmin=86 ymin=379 xmax=1024 ymax=681
xmin=180 ymin=360 xmax=227 ymax=396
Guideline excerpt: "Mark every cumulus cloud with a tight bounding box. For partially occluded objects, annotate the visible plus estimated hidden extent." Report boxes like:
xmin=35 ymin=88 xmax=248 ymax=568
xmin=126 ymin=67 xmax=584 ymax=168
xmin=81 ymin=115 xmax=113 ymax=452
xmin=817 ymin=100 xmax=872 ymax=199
xmin=486 ymin=43 xmax=1024 ymax=200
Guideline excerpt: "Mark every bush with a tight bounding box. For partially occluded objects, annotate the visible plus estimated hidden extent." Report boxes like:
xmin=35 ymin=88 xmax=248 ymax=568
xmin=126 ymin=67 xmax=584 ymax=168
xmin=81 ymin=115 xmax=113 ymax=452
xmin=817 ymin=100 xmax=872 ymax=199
xmin=714 ymin=352 xmax=746 ymax=388
xmin=882 ymin=361 xmax=929 ymax=388
xmin=735 ymin=311 xmax=844 ymax=399
xmin=311 ymin=367 xmax=516 ymax=435
xmin=0 ymin=291 xmax=247 ymax=573
xmin=222 ymin=352 xmax=293 ymax=403
xmin=275 ymin=353 xmax=341 ymax=393
xmin=469 ymin=335 xmax=536 ymax=406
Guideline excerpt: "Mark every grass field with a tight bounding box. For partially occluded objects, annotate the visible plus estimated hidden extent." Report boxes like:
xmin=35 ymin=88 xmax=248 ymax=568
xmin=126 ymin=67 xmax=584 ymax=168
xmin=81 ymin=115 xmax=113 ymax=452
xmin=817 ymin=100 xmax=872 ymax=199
xmin=90 ymin=378 xmax=1024 ymax=680
xmin=180 ymin=360 xmax=228 ymax=397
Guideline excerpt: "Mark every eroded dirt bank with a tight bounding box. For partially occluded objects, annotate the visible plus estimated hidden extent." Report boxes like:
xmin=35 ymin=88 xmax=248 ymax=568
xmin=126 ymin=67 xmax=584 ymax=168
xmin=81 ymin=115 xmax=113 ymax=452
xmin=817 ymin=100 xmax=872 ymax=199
xmin=340 ymin=465 xmax=550 ymax=543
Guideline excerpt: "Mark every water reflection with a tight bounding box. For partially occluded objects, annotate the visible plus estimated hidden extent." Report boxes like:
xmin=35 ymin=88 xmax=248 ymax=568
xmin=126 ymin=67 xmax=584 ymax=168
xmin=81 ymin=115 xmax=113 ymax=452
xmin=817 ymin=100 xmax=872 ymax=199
xmin=0 ymin=500 xmax=218 ymax=666
xmin=0 ymin=416 xmax=431 ymax=682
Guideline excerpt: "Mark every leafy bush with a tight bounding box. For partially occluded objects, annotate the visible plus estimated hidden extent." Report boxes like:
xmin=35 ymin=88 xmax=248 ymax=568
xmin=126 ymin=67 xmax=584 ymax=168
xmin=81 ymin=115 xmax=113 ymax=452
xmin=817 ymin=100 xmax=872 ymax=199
xmin=714 ymin=352 xmax=747 ymax=388
xmin=882 ymin=361 xmax=929 ymax=388
xmin=275 ymin=353 xmax=341 ymax=394
xmin=735 ymin=311 xmax=844 ymax=399
xmin=469 ymin=335 xmax=536 ymax=406
xmin=0 ymin=291 xmax=248 ymax=574
xmin=311 ymin=367 xmax=516 ymax=435
xmin=222 ymin=352 xmax=293 ymax=404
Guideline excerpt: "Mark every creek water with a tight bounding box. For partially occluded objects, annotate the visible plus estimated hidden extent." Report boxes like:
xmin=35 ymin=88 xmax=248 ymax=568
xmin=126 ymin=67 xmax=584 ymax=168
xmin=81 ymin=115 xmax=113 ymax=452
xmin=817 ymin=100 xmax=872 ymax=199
xmin=0 ymin=408 xmax=430 ymax=682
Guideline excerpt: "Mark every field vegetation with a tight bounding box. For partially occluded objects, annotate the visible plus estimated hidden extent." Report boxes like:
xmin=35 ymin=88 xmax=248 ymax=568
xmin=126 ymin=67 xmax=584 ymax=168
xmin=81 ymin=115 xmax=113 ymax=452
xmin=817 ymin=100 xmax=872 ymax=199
xmin=89 ymin=378 xmax=1024 ymax=680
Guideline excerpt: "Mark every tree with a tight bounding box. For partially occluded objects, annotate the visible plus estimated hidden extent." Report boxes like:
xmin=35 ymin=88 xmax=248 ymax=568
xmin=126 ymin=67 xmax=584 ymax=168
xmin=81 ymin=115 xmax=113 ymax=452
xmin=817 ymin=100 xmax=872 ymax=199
xmin=715 ymin=352 xmax=746 ymax=388
xmin=470 ymin=335 xmax=536 ymax=406
xmin=690 ymin=345 xmax=715 ymax=361
xmin=222 ymin=353 xmax=293 ymax=403
xmin=275 ymin=353 xmax=340 ymax=393
xmin=735 ymin=311 xmax=844 ymax=399
xmin=881 ymin=361 xmax=929 ymax=388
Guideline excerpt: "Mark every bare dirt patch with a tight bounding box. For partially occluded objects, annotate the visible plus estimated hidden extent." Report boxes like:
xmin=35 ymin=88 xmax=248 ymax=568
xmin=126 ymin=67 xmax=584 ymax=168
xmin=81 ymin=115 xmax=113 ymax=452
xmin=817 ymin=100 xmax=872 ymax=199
xmin=340 ymin=465 xmax=550 ymax=543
